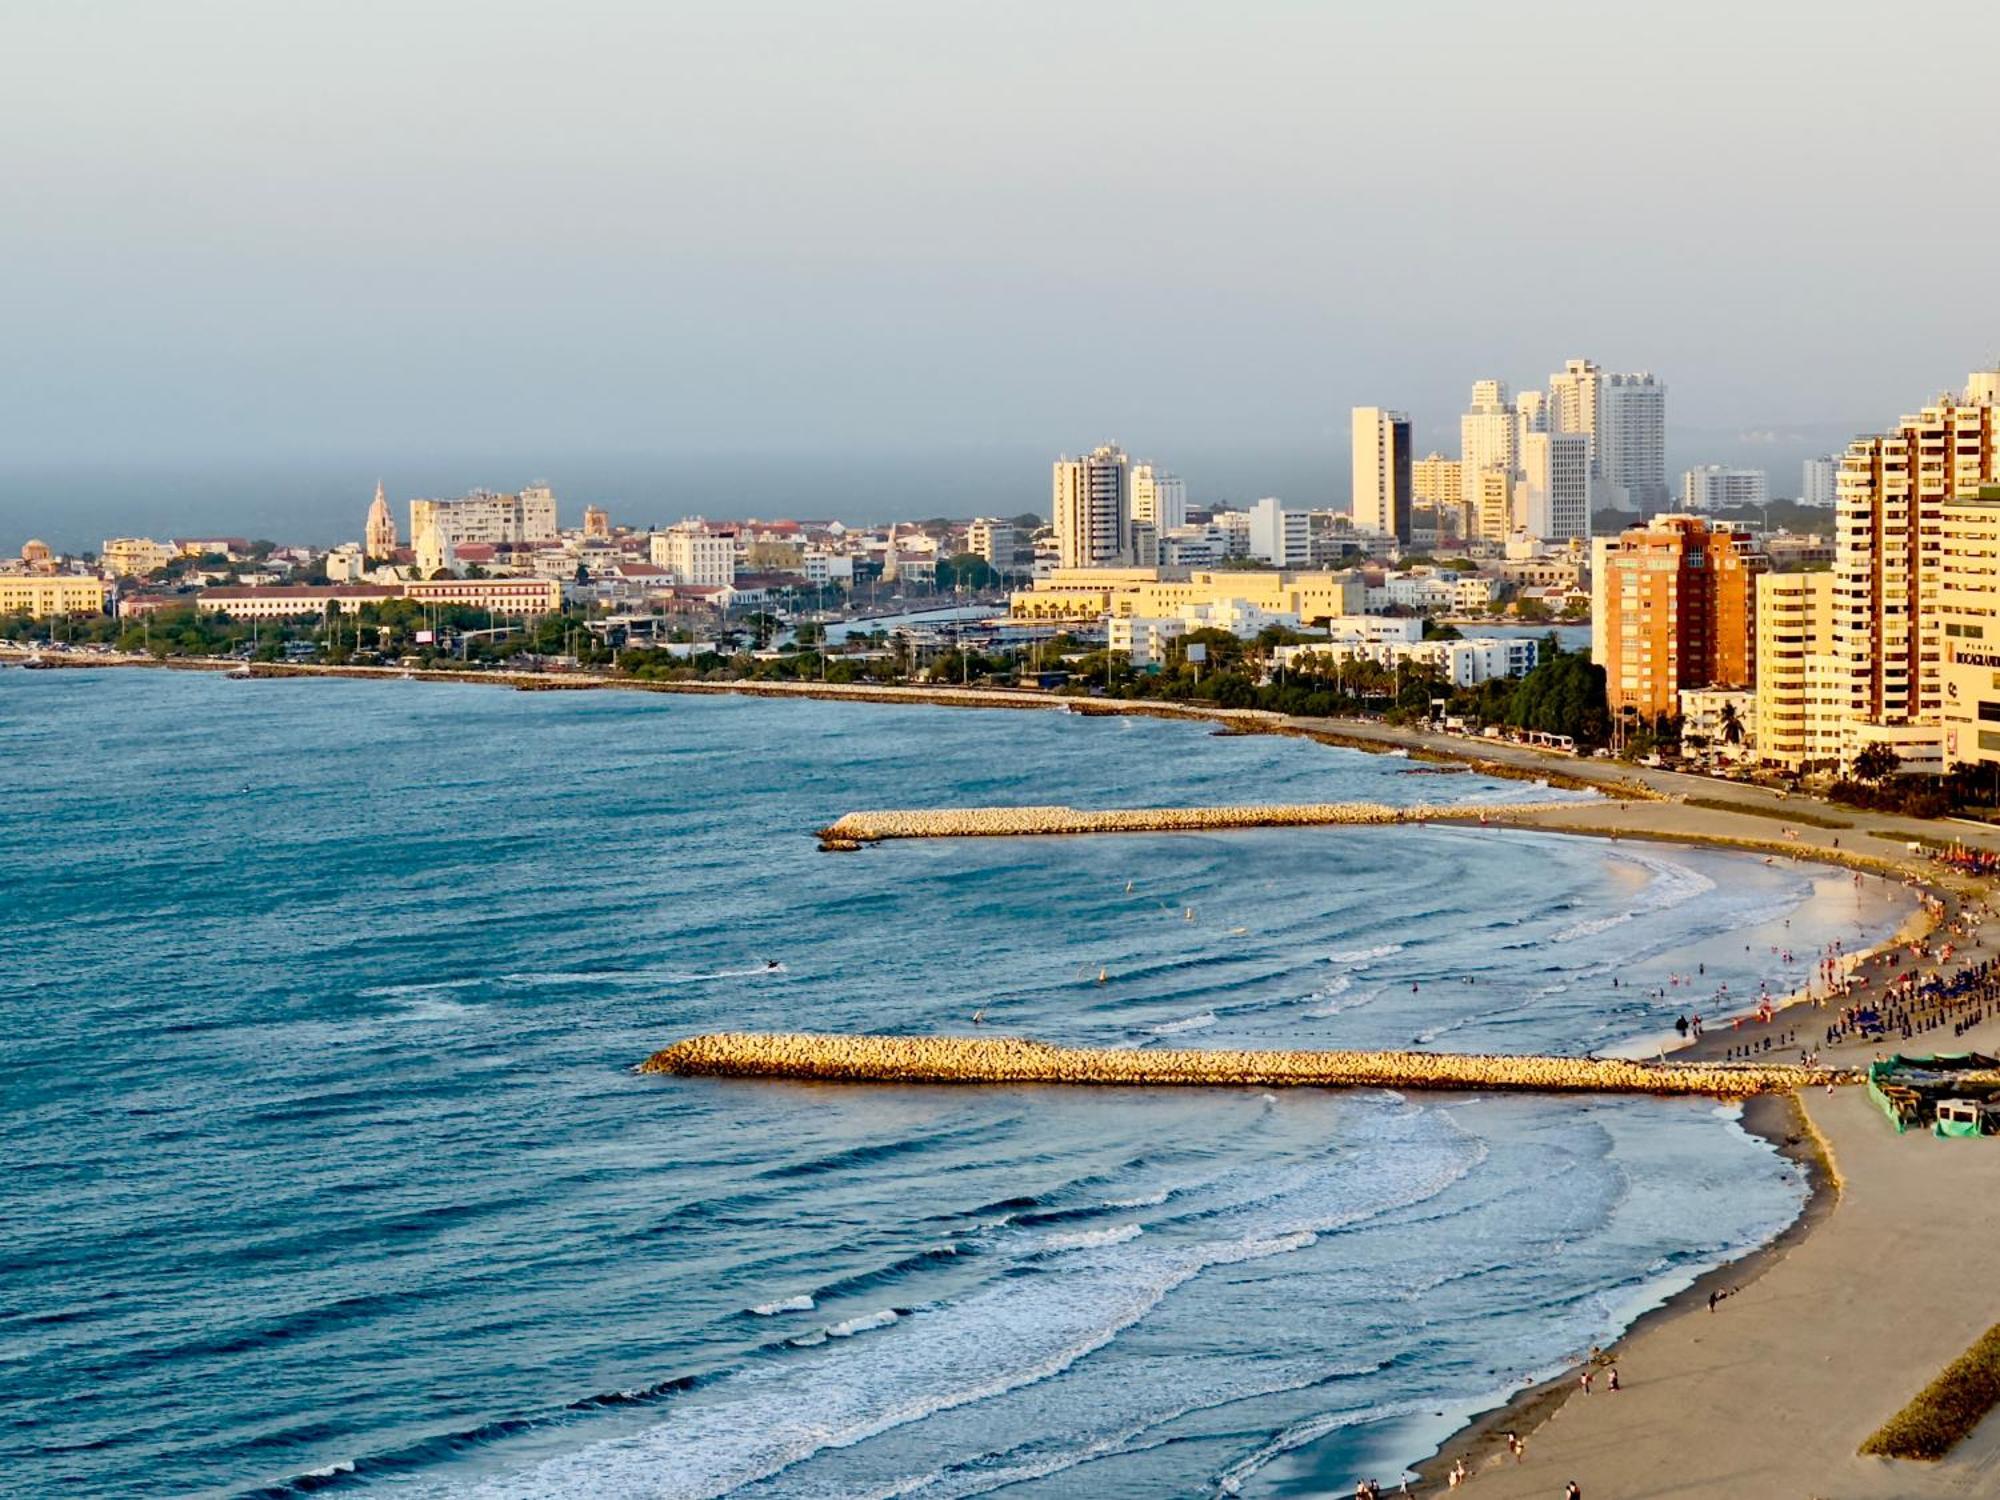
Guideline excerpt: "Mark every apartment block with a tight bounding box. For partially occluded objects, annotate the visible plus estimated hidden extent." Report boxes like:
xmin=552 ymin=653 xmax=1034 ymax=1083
xmin=1592 ymin=514 xmax=1765 ymax=720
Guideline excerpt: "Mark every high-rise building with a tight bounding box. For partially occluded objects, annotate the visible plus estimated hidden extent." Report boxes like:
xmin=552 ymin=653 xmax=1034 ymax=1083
xmin=410 ymin=487 xmax=559 ymax=574
xmin=1130 ymin=465 xmax=1187 ymax=532
xmin=1934 ymin=483 xmax=2000 ymax=770
xmin=1754 ymin=570 xmax=1844 ymax=772
xmin=1592 ymin=514 xmax=1765 ymax=720
xmin=582 ymin=505 xmax=611 ymax=539
xmin=1473 ymin=468 xmax=1515 ymax=544
xmin=1350 ymin=408 xmax=1412 ymax=543
xmin=1547 ymin=359 xmax=1603 ymax=465
xmin=1599 ymin=373 xmax=1669 ymax=513
xmin=1518 ymin=431 xmax=1592 ymax=544
xmin=1412 ymin=452 xmax=1467 ymax=539
xmin=1246 ymin=498 xmax=1310 ymax=568
xmin=1834 ymin=389 xmax=2000 ymax=756
xmin=1411 ymin=453 xmax=1462 ymax=508
xmin=1053 ymin=444 xmax=1132 ymax=568
xmin=1800 ymin=456 xmax=1839 ymax=508
xmin=365 ymin=481 xmax=397 ymax=558
xmin=1681 ymin=466 xmax=1768 ymax=512
xmin=1459 ymin=381 xmax=1515 ymax=518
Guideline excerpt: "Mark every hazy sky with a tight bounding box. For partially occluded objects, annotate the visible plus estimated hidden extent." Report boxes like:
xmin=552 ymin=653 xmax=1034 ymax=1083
xmin=5 ymin=0 xmax=1999 ymax=544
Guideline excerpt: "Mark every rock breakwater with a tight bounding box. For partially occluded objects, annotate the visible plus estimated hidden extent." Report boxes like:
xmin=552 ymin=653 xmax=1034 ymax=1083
xmin=819 ymin=801 xmax=1576 ymax=842
xmin=642 ymin=1032 xmax=1837 ymax=1097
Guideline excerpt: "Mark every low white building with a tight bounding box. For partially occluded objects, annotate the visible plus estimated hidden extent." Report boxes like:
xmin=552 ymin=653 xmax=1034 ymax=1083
xmin=803 ymin=551 xmax=854 ymax=586
xmin=1366 ymin=573 xmax=1458 ymax=614
xmin=1273 ymin=634 xmax=1536 ymax=687
xmin=1107 ymin=615 xmax=1187 ymax=668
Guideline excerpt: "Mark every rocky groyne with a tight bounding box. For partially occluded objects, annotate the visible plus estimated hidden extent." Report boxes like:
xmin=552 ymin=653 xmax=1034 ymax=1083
xmin=818 ymin=801 xmax=1576 ymax=843
xmin=641 ymin=1032 xmax=1836 ymax=1097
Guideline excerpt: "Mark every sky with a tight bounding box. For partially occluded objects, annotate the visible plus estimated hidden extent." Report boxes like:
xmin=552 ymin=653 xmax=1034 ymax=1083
xmin=5 ymin=0 xmax=1999 ymax=547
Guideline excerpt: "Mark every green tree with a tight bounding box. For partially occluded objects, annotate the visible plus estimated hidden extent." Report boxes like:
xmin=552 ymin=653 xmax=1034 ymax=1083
xmin=1505 ymin=648 xmax=1610 ymax=745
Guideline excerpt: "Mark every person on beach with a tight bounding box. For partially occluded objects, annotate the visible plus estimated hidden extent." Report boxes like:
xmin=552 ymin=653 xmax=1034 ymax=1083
xmin=1578 ymin=1368 xmax=1593 ymax=1394
xmin=1565 ymin=1484 xmax=1582 ymax=1500
xmin=1707 ymin=1290 xmax=1720 ymax=1313
xmin=1606 ymin=1366 xmax=1619 ymax=1393
xmin=1506 ymin=1430 xmax=1525 ymax=1463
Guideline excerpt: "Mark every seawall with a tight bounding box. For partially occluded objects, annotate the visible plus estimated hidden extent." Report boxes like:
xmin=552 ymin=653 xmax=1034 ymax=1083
xmin=640 ymin=1032 xmax=1837 ymax=1097
xmin=818 ymin=801 xmax=1577 ymax=842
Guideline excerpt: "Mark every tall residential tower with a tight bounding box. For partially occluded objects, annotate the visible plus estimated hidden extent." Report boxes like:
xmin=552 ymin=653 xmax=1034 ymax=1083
xmin=1350 ymin=407 xmax=1413 ymax=544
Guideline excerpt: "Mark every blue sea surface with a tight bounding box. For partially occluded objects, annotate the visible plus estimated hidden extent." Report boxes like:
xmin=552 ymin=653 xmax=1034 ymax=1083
xmin=0 ymin=672 xmax=1904 ymax=1498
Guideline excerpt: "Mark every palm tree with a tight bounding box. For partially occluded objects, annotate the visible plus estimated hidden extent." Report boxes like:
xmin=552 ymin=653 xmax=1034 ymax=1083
xmin=1719 ymin=701 xmax=1744 ymax=746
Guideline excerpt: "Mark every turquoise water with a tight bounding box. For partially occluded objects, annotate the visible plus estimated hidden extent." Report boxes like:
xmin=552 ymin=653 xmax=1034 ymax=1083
xmin=0 ymin=672 xmax=1902 ymax=1497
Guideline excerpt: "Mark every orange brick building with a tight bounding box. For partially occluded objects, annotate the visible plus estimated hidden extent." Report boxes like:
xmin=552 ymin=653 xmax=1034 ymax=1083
xmin=1591 ymin=514 xmax=1766 ymax=720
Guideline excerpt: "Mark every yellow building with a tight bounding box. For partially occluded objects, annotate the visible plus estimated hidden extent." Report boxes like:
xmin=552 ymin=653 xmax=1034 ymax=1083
xmin=1473 ymin=468 xmax=1514 ymax=543
xmin=0 ymin=575 xmax=109 ymax=618
xmin=1937 ymin=485 xmax=2000 ymax=769
xmin=101 ymin=537 xmax=177 ymax=577
xmin=1009 ymin=567 xmax=1363 ymax=626
xmin=403 ymin=577 xmax=564 ymax=615
xmin=1754 ymin=570 xmax=1843 ymax=772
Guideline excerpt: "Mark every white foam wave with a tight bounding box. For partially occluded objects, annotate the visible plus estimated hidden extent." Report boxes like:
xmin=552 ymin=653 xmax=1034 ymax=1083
xmin=1149 ymin=1011 xmax=1216 ymax=1036
xmin=1327 ymin=943 xmax=1403 ymax=965
xmin=418 ymin=1125 xmax=1486 ymax=1500
xmin=749 ymin=1294 xmax=815 ymax=1316
xmin=1035 ymin=1223 xmax=1143 ymax=1253
xmin=1102 ymin=1188 xmax=1169 ymax=1209
xmin=1552 ymin=848 xmax=1717 ymax=943
xmin=826 ymin=1309 xmax=899 ymax=1338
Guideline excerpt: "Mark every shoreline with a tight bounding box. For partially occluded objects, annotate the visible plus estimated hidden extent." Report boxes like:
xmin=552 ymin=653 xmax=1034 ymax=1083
xmin=1404 ymin=1089 xmax=1835 ymax=1493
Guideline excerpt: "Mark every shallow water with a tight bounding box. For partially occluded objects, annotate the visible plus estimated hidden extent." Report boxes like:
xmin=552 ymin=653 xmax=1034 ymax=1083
xmin=0 ymin=672 xmax=1905 ymax=1496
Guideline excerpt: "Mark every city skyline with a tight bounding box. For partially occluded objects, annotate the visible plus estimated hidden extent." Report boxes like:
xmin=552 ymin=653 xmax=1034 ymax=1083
xmin=8 ymin=3 xmax=2000 ymax=543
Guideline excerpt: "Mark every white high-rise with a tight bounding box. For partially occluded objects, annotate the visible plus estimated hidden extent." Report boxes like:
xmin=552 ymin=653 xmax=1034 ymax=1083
xmin=1246 ymin=497 xmax=1310 ymax=567
xmin=1599 ymin=373 xmax=1669 ymax=513
xmin=1130 ymin=465 xmax=1188 ymax=531
xmin=1350 ymin=407 xmax=1413 ymax=543
xmin=1052 ymin=444 xmax=1132 ymax=568
xmin=1681 ymin=466 xmax=1768 ymax=512
xmin=1518 ymin=431 xmax=1592 ymax=543
xmin=1547 ymin=358 xmax=1603 ymax=473
xmin=1459 ymin=380 xmax=1516 ymax=516
xmin=1800 ymin=456 xmax=1839 ymax=508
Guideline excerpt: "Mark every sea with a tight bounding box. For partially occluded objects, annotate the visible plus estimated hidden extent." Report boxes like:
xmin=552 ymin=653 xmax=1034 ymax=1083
xmin=0 ymin=670 xmax=1911 ymax=1498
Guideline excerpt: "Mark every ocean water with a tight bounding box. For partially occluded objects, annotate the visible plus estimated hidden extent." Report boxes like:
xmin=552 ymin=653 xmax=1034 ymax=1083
xmin=0 ymin=671 xmax=1908 ymax=1498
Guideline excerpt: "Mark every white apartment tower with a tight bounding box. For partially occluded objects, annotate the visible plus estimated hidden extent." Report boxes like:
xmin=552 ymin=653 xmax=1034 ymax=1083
xmin=1518 ymin=431 xmax=1592 ymax=544
xmin=1801 ymin=456 xmax=1839 ymax=508
xmin=1599 ymin=373 xmax=1669 ymax=513
xmin=1130 ymin=465 xmax=1188 ymax=532
xmin=1351 ymin=408 xmax=1413 ymax=543
xmin=1053 ymin=443 xmax=1133 ymax=568
xmin=1458 ymin=380 xmax=1516 ymax=518
xmin=1548 ymin=358 xmax=1603 ymax=477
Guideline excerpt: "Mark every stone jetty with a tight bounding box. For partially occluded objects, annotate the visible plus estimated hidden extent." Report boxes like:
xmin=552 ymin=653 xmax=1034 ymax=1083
xmin=641 ymin=1032 xmax=1836 ymax=1098
xmin=818 ymin=801 xmax=1577 ymax=843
